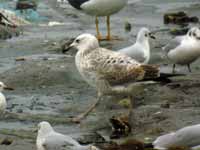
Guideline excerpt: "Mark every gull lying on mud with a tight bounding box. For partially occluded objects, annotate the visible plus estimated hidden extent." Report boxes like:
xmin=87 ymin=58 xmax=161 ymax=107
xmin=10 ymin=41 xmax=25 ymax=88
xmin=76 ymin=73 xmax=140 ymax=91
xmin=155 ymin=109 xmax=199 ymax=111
xmin=36 ymin=121 xmax=98 ymax=150
xmin=0 ymin=82 xmax=14 ymax=114
xmin=163 ymin=27 xmax=200 ymax=73
xmin=64 ymin=33 xmax=180 ymax=123
xmin=152 ymin=124 xmax=200 ymax=150
xmin=118 ymin=27 xmax=155 ymax=64
xmin=67 ymin=0 xmax=128 ymax=40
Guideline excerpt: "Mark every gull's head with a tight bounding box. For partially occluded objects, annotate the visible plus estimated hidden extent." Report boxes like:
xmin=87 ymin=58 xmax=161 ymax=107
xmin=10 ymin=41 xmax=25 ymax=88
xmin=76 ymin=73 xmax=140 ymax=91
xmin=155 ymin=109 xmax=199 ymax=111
xmin=0 ymin=82 xmax=14 ymax=92
xmin=136 ymin=27 xmax=156 ymax=43
xmin=69 ymin=33 xmax=99 ymax=52
xmin=37 ymin=121 xmax=54 ymax=135
xmin=187 ymin=27 xmax=200 ymax=40
xmin=192 ymin=27 xmax=200 ymax=40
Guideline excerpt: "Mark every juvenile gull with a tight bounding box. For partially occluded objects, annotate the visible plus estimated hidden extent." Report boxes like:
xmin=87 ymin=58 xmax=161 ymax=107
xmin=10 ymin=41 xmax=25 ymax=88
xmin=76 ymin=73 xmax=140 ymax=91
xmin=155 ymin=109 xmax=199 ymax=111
xmin=67 ymin=0 xmax=129 ymax=40
xmin=0 ymin=82 xmax=13 ymax=114
xmin=67 ymin=33 xmax=178 ymax=123
xmin=152 ymin=124 xmax=200 ymax=150
xmin=163 ymin=27 xmax=200 ymax=73
xmin=118 ymin=27 xmax=155 ymax=64
xmin=36 ymin=121 xmax=97 ymax=150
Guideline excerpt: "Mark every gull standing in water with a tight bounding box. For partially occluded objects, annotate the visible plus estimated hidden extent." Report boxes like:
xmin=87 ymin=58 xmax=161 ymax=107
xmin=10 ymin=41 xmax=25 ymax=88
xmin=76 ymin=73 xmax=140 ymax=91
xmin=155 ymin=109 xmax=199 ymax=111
xmin=163 ymin=27 xmax=200 ymax=73
xmin=67 ymin=0 xmax=129 ymax=40
xmin=65 ymin=33 xmax=178 ymax=123
xmin=36 ymin=121 xmax=98 ymax=150
xmin=118 ymin=27 xmax=155 ymax=64
xmin=0 ymin=82 xmax=14 ymax=114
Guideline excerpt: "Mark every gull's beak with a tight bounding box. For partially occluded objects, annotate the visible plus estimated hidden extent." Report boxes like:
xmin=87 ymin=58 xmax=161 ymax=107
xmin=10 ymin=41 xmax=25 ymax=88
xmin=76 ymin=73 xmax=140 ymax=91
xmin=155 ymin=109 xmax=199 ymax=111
xmin=196 ymin=36 xmax=200 ymax=40
xmin=3 ymin=85 xmax=14 ymax=90
xmin=33 ymin=128 xmax=38 ymax=133
xmin=149 ymin=33 xmax=156 ymax=39
xmin=62 ymin=38 xmax=75 ymax=53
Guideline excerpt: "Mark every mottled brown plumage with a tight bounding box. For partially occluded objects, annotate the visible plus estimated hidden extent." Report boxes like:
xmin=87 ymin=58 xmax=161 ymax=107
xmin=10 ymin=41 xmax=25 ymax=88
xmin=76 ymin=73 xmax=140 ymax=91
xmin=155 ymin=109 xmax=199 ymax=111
xmin=68 ymin=33 xmax=171 ymax=123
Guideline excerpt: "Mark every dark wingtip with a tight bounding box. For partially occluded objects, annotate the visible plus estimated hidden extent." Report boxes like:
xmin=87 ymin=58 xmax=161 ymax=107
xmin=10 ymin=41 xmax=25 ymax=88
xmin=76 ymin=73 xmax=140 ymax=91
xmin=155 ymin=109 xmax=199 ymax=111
xmin=67 ymin=0 xmax=89 ymax=10
xmin=144 ymin=143 xmax=154 ymax=148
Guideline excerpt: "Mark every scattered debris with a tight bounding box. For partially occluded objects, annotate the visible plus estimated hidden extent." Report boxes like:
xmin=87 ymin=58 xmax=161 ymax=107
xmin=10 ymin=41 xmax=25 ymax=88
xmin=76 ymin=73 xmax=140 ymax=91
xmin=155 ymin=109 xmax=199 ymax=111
xmin=48 ymin=21 xmax=65 ymax=27
xmin=164 ymin=11 xmax=199 ymax=24
xmin=109 ymin=115 xmax=131 ymax=139
xmin=16 ymin=0 xmax=37 ymax=11
xmin=0 ymin=8 xmax=30 ymax=26
xmin=15 ymin=57 xmax=26 ymax=61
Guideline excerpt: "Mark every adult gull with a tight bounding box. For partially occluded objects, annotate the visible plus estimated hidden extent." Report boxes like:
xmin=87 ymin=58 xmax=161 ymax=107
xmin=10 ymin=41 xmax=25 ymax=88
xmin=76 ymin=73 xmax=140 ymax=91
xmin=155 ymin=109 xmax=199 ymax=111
xmin=36 ymin=121 xmax=98 ymax=150
xmin=118 ymin=27 xmax=155 ymax=64
xmin=163 ymin=27 xmax=200 ymax=73
xmin=153 ymin=124 xmax=200 ymax=150
xmin=67 ymin=0 xmax=129 ymax=40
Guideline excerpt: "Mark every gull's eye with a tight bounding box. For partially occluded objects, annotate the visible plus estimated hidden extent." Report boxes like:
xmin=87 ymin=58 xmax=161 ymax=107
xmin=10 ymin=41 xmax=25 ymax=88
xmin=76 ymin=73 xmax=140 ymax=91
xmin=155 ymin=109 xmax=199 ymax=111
xmin=145 ymin=33 xmax=148 ymax=37
xmin=193 ymin=33 xmax=196 ymax=37
xmin=75 ymin=39 xmax=80 ymax=43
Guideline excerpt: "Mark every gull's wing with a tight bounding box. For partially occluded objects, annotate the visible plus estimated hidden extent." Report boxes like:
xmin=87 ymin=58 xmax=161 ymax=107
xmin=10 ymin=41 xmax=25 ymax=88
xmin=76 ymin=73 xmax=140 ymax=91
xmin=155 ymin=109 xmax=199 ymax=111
xmin=118 ymin=43 xmax=146 ymax=63
xmin=172 ymin=124 xmax=200 ymax=147
xmin=85 ymin=48 xmax=159 ymax=85
xmin=42 ymin=132 xmax=80 ymax=150
xmin=153 ymin=132 xmax=176 ymax=149
xmin=162 ymin=36 xmax=184 ymax=54
xmin=153 ymin=124 xmax=200 ymax=149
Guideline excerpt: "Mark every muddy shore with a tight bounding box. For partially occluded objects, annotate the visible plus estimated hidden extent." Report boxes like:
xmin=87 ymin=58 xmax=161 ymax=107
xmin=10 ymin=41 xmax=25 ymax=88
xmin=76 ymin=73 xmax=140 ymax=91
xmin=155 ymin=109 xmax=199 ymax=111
xmin=0 ymin=0 xmax=200 ymax=149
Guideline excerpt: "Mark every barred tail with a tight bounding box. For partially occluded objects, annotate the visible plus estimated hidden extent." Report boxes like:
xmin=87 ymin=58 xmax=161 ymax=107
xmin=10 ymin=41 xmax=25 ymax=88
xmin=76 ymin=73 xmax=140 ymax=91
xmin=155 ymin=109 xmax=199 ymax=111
xmin=140 ymin=64 xmax=160 ymax=79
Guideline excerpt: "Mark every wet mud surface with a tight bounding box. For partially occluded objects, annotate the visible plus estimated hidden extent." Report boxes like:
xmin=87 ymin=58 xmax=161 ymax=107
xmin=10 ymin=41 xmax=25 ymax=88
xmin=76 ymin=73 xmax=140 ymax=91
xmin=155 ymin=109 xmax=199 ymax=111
xmin=0 ymin=0 xmax=200 ymax=149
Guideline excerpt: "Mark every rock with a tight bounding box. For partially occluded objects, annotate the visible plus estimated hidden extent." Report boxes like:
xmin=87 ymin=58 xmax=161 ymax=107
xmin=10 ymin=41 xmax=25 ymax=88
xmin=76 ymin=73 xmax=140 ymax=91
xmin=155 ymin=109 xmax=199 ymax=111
xmin=109 ymin=115 xmax=131 ymax=139
xmin=164 ymin=11 xmax=199 ymax=24
xmin=124 ymin=21 xmax=132 ymax=32
xmin=76 ymin=132 xmax=106 ymax=145
xmin=1 ymin=138 xmax=13 ymax=145
xmin=161 ymin=102 xmax=170 ymax=109
xmin=170 ymin=28 xmax=189 ymax=36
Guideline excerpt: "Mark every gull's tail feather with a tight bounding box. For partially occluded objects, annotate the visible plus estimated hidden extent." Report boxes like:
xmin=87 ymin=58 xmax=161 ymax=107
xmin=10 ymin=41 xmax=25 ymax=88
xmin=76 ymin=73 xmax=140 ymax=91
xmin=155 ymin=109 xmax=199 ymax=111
xmin=140 ymin=64 xmax=184 ymax=83
xmin=144 ymin=143 xmax=154 ymax=148
xmin=153 ymin=72 xmax=185 ymax=83
xmin=140 ymin=64 xmax=160 ymax=79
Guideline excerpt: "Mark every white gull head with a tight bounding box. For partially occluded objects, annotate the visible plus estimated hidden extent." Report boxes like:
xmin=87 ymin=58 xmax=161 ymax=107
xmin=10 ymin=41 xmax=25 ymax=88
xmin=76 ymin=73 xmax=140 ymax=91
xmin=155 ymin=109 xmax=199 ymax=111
xmin=70 ymin=33 xmax=99 ymax=52
xmin=0 ymin=82 xmax=7 ymax=92
xmin=136 ymin=27 xmax=155 ymax=43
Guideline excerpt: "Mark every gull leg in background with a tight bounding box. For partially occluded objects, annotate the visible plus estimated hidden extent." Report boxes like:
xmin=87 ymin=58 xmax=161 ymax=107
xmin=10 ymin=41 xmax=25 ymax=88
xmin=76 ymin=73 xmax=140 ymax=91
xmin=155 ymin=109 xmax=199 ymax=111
xmin=106 ymin=16 xmax=111 ymax=40
xmin=95 ymin=16 xmax=102 ymax=40
xmin=172 ymin=64 xmax=176 ymax=73
xmin=187 ymin=64 xmax=192 ymax=72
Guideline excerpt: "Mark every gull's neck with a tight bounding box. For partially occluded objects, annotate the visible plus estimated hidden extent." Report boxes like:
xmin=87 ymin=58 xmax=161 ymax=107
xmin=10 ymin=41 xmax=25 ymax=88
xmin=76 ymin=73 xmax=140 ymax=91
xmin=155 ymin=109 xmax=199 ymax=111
xmin=137 ymin=36 xmax=150 ymax=52
xmin=136 ymin=34 xmax=150 ymax=51
xmin=38 ymin=126 xmax=54 ymax=138
xmin=78 ymin=39 xmax=99 ymax=55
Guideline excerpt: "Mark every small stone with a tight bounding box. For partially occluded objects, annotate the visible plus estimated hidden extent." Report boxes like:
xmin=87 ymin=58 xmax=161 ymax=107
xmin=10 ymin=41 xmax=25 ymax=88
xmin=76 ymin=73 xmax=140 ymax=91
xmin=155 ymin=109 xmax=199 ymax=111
xmin=1 ymin=138 xmax=13 ymax=145
xmin=161 ymin=102 xmax=170 ymax=108
xmin=124 ymin=21 xmax=132 ymax=32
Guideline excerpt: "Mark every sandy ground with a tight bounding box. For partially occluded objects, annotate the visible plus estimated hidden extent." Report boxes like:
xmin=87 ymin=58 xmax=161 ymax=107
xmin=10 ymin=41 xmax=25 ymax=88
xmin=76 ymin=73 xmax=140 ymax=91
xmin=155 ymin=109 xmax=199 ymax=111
xmin=0 ymin=0 xmax=200 ymax=149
